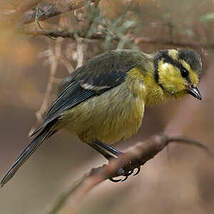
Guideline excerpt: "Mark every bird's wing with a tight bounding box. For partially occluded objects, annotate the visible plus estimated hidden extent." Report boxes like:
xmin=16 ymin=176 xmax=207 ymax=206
xmin=31 ymin=50 xmax=140 ymax=136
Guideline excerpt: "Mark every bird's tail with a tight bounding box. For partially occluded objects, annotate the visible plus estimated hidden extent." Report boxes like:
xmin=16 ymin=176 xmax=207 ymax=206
xmin=0 ymin=122 xmax=56 ymax=188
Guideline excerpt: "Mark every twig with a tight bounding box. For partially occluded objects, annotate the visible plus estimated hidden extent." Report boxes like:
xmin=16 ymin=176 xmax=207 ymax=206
xmin=35 ymin=39 xmax=61 ymax=121
xmin=23 ymin=29 xmax=214 ymax=50
xmin=20 ymin=0 xmax=100 ymax=25
xmin=23 ymin=29 xmax=106 ymax=40
xmin=47 ymin=134 xmax=212 ymax=214
xmin=28 ymin=37 xmax=63 ymax=136
xmin=76 ymin=38 xmax=85 ymax=68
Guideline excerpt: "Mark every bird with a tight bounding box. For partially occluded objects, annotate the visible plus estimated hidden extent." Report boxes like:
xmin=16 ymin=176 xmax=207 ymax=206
xmin=0 ymin=48 xmax=202 ymax=187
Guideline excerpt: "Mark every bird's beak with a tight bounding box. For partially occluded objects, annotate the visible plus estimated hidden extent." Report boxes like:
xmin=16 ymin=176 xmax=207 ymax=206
xmin=187 ymin=86 xmax=202 ymax=100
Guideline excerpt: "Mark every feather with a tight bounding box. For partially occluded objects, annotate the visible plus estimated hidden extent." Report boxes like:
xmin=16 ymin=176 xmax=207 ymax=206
xmin=31 ymin=50 xmax=140 ymax=136
xmin=0 ymin=120 xmax=57 ymax=187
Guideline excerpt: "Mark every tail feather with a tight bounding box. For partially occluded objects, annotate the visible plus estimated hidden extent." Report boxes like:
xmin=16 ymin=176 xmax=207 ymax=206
xmin=0 ymin=125 xmax=55 ymax=188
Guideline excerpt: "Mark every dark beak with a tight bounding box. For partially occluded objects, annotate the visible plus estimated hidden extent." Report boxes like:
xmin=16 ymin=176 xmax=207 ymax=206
xmin=187 ymin=86 xmax=202 ymax=100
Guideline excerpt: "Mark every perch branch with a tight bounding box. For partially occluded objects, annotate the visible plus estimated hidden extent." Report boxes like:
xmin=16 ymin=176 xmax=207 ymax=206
xmin=47 ymin=134 xmax=212 ymax=214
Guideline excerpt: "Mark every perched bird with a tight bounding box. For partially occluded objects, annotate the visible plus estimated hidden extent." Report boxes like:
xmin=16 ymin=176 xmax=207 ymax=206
xmin=1 ymin=48 xmax=202 ymax=186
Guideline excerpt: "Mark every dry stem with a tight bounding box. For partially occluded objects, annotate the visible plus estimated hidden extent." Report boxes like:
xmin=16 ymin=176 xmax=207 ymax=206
xmin=23 ymin=29 xmax=214 ymax=50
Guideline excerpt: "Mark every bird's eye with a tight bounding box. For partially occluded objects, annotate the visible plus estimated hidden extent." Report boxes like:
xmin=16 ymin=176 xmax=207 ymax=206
xmin=181 ymin=68 xmax=189 ymax=78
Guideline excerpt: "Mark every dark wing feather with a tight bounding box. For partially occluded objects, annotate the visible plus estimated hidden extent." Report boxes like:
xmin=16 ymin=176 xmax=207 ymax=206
xmin=31 ymin=50 xmax=139 ymax=136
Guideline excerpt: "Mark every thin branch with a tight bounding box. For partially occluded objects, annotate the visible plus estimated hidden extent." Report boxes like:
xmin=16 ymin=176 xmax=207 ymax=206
xmin=47 ymin=134 xmax=212 ymax=214
xmin=19 ymin=0 xmax=100 ymax=25
xmin=23 ymin=29 xmax=214 ymax=50
xmin=23 ymin=29 xmax=106 ymax=40
xmin=35 ymin=40 xmax=60 ymax=121
xmin=76 ymin=39 xmax=85 ymax=68
xmin=29 ymin=37 xmax=63 ymax=135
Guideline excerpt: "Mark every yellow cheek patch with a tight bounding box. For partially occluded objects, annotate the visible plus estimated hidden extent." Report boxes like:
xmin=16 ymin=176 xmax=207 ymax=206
xmin=160 ymin=61 xmax=179 ymax=78
xmin=180 ymin=60 xmax=199 ymax=86
xmin=189 ymin=70 xmax=199 ymax=86
xmin=158 ymin=60 xmax=186 ymax=92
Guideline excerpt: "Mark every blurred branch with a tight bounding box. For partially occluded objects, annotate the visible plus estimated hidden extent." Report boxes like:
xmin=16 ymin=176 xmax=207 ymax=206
xmin=36 ymin=38 xmax=63 ymax=121
xmin=29 ymin=37 xmax=63 ymax=135
xmin=24 ymin=29 xmax=107 ymax=40
xmin=47 ymin=134 xmax=212 ymax=214
xmin=18 ymin=0 xmax=101 ymax=25
xmin=23 ymin=29 xmax=214 ymax=49
xmin=76 ymin=39 xmax=85 ymax=68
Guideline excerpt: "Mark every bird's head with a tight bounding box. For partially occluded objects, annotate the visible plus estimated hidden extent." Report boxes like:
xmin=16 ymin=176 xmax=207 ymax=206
xmin=154 ymin=49 xmax=202 ymax=100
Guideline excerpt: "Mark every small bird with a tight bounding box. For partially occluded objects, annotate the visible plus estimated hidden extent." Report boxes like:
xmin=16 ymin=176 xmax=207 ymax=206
xmin=1 ymin=48 xmax=202 ymax=186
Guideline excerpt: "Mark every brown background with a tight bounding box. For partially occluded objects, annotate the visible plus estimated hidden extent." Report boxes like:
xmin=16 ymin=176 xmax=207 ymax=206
xmin=0 ymin=0 xmax=214 ymax=213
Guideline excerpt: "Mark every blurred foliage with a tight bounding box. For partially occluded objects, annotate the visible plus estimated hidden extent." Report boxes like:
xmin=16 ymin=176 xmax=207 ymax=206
xmin=201 ymin=13 xmax=214 ymax=22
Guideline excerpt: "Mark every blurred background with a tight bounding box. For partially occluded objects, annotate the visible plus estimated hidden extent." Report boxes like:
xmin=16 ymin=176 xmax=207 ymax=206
xmin=0 ymin=0 xmax=214 ymax=213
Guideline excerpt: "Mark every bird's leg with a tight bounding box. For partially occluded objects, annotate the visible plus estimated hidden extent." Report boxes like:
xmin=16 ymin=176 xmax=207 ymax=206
xmin=89 ymin=140 xmax=141 ymax=182
xmin=93 ymin=140 xmax=122 ymax=157
xmin=93 ymin=141 xmax=141 ymax=175
xmin=89 ymin=142 xmax=116 ymax=160
xmin=89 ymin=141 xmax=124 ymax=182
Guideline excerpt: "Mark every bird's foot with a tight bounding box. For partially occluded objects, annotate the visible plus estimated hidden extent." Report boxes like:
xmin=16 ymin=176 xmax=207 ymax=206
xmin=89 ymin=141 xmax=142 ymax=182
xmin=109 ymin=160 xmax=141 ymax=183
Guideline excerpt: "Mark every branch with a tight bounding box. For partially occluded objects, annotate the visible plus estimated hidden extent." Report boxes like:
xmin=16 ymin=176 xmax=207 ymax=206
xmin=35 ymin=39 xmax=62 ymax=120
xmin=47 ymin=134 xmax=212 ymax=214
xmin=23 ymin=29 xmax=106 ymax=40
xmin=23 ymin=29 xmax=214 ymax=50
xmin=19 ymin=0 xmax=100 ymax=25
xmin=29 ymin=37 xmax=63 ymax=135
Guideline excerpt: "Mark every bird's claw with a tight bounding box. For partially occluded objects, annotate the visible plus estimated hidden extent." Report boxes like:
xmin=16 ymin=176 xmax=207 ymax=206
xmin=133 ymin=166 xmax=141 ymax=176
xmin=109 ymin=177 xmax=122 ymax=182
xmin=121 ymin=176 xmax=128 ymax=182
xmin=109 ymin=165 xmax=141 ymax=182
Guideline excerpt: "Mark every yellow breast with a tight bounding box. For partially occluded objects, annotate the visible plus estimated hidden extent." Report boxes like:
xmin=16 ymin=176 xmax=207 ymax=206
xmin=63 ymin=68 xmax=146 ymax=144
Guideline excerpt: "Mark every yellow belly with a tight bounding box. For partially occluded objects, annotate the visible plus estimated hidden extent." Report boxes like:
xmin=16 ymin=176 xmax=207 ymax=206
xmin=62 ymin=76 xmax=145 ymax=144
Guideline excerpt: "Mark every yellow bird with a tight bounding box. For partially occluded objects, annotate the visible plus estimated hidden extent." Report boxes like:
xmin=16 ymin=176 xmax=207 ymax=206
xmin=1 ymin=49 xmax=202 ymax=186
